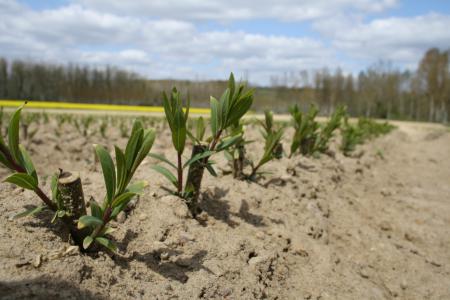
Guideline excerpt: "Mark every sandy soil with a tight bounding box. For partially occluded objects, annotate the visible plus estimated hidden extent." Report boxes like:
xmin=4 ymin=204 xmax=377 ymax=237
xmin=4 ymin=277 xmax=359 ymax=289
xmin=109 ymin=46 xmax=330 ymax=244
xmin=0 ymin=116 xmax=449 ymax=299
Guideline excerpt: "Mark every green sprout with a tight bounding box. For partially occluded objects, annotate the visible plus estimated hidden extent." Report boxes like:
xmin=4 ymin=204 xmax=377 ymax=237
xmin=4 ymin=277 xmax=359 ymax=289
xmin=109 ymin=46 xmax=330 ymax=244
xmin=151 ymin=73 xmax=253 ymax=216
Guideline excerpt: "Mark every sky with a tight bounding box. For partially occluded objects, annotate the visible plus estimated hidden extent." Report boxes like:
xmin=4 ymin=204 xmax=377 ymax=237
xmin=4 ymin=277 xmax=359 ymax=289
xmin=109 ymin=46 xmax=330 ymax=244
xmin=0 ymin=0 xmax=449 ymax=86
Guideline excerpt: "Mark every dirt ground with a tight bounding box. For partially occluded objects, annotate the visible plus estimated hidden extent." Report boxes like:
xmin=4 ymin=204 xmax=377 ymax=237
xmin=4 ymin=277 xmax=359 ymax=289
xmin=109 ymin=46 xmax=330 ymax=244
xmin=0 ymin=115 xmax=449 ymax=300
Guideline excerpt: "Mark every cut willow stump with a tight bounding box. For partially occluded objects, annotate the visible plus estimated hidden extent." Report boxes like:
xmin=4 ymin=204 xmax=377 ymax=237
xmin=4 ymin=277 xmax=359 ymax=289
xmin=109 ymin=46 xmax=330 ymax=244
xmin=185 ymin=144 xmax=208 ymax=216
xmin=57 ymin=171 xmax=89 ymax=246
xmin=233 ymin=144 xmax=245 ymax=179
xmin=273 ymin=143 xmax=283 ymax=159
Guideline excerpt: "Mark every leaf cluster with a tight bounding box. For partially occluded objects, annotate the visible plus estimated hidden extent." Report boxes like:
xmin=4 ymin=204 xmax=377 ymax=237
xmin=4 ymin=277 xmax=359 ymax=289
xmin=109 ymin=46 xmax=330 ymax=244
xmin=79 ymin=121 xmax=155 ymax=251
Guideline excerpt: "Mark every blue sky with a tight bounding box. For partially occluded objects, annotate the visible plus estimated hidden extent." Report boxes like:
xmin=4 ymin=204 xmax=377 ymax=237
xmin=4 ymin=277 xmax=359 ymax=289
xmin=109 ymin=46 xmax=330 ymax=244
xmin=1 ymin=0 xmax=450 ymax=85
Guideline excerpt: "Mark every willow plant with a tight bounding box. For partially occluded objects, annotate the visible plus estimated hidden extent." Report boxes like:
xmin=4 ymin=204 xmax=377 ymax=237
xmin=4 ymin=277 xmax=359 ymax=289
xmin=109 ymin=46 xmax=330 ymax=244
xmin=314 ymin=105 xmax=346 ymax=153
xmin=151 ymin=73 xmax=253 ymax=216
xmin=0 ymin=104 xmax=155 ymax=251
xmin=289 ymin=104 xmax=320 ymax=157
xmin=226 ymin=111 xmax=283 ymax=180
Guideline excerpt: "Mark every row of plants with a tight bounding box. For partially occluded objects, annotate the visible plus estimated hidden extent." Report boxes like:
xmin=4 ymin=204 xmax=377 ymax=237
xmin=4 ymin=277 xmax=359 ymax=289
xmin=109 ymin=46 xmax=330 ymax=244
xmin=0 ymin=73 xmax=394 ymax=253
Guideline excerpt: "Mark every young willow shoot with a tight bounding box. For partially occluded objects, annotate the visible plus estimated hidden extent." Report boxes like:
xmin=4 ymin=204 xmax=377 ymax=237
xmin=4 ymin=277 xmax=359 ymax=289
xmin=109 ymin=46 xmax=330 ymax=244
xmin=151 ymin=73 xmax=253 ymax=216
xmin=314 ymin=105 xmax=346 ymax=154
xmin=258 ymin=110 xmax=283 ymax=159
xmin=289 ymin=104 xmax=320 ymax=157
xmin=340 ymin=117 xmax=395 ymax=156
xmin=249 ymin=112 xmax=284 ymax=178
xmin=78 ymin=122 xmax=155 ymax=251
xmin=226 ymin=111 xmax=284 ymax=180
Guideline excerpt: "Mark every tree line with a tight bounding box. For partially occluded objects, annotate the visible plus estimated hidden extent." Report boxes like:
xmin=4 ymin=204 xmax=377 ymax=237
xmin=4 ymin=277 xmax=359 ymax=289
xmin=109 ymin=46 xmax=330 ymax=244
xmin=0 ymin=48 xmax=448 ymax=122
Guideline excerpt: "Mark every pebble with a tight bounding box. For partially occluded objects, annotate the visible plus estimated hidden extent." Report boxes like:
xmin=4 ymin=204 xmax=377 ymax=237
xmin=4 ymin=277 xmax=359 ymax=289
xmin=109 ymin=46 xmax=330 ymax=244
xmin=400 ymin=280 xmax=408 ymax=290
xmin=359 ymin=267 xmax=370 ymax=279
xmin=33 ymin=254 xmax=42 ymax=268
xmin=160 ymin=252 xmax=169 ymax=260
xmin=117 ymin=211 xmax=127 ymax=223
xmin=255 ymin=232 xmax=265 ymax=240
xmin=138 ymin=213 xmax=147 ymax=221
xmin=381 ymin=189 xmax=392 ymax=197
xmin=379 ymin=221 xmax=392 ymax=231
xmin=179 ymin=232 xmax=195 ymax=244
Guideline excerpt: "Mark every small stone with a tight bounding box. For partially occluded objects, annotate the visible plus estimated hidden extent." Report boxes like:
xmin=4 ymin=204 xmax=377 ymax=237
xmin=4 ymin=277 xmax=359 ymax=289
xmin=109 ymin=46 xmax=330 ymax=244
xmin=400 ymin=280 xmax=407 ymax=290
xmin=404 ymin=233 xmax=414 ymax=242
xmin=379 ymin=221 xmax=392 ymax=231
xmin=117 ymin=211 xmax=126 ymax=223
xmin=248 ymin=256 xmax=264 ymax=266
xmin=174 ymin=205 xmax=190 ymax=219
xmin=138 ymin=213 xmax=147 ymax=221
xmin=179 ymin=232 xmax=195 ymax=244
xmin=33 ymin=254 xmax=42 ymax=268
xmin=160 ymin=252 xmax=169 ymax=260
xmin=255 ymin=232 xmax=265 ymax=240
xmin=381 ymin=189 xmax=392 ymax=197
xmin=359 ymin=267 xmax=370 ymax=279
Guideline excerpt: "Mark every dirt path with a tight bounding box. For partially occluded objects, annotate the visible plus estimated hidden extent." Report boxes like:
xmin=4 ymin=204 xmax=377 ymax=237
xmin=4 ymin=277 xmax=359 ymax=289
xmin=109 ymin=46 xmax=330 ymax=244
xmin=0 ymin=119 xmax=449 ymax=299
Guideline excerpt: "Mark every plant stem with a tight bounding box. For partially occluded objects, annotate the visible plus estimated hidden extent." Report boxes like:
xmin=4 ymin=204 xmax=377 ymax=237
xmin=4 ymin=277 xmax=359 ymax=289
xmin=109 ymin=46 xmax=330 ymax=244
xmin=177 ymin=152 xmax=183 ymax=193
xmin=209 ymin=129 xmax=223 ymax=151
xmin=0 ymin=143 xmax=57 ymax=210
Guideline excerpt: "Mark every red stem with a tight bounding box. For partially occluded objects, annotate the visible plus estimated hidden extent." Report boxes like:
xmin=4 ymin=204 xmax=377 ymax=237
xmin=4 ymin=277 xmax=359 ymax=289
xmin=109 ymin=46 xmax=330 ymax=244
xmin=209 ymin=129 xmax=223 ymax=151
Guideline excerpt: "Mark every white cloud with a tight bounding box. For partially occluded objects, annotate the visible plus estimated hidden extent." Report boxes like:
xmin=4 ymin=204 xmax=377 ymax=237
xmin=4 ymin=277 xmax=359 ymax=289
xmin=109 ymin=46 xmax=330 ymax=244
xmin=315 ymin=13 xmax=450 ymax=64
xmin=75 ymin=0 xmax=398 ymax=22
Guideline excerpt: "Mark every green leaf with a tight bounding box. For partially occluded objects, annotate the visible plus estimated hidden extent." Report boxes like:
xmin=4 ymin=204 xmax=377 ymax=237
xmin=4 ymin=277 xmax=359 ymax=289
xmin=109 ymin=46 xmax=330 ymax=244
xmin=219 ymin=88 xmax=231 ymax=128
xmin=210 ymin=96 xmax=219 ymax=136
xmin=196 ymin=117 xmax=205 ymax=141
xmin=112 ymin=192 xmax=136 ymax=208
xmin=50 ymin=174 xmax=58 ymax=202
xmin=162 ymin=91 xmax=174 ymax=129
xmin=172 ymin=108 xmax=186 ymax=153
xmin=215 ymin=134 xmax=242 ymax=152
xmin=148 ymin=153 xmax=177 ymax=169
xmin=77 ymin=215 xmax=103 ymax=229
xmin=130 ymin=129 xmax=155 ymax=177
xmin=151 ymin=165 xmax=178 ymax=189
xmin=19 ymin=145 xmax=37 ymax=184
xmin=4 ymin=173 xmax=37 ymax=190
xmin=90 ymin=199 xmax=103 ymax=219
xmin=125 ymin=123 xmax=143 ymax=170
xmin=14 ymin=205 xmax=46 ymax=219
xmin=228 ymin=73 xmax=236 ymax=100
xmin=114 ymin=146 xmax=127 ymax=194
xmin=95 ymin=237 xmax=117 ymax=252
xmin=83 ymin=236 xmax=94 ymax=249
xmin=205 ymin=164 xmax=217 ymax=177
xmin=95 ymin=145 xmax=116 ymax=204
xmin=183 ymin=150 xmax=214 ymax=168
xmin=8 ymin=105 xmax=24 ymax=164
xmin=227 ymin=93 xmax=253 ymax=126
xmin=100 ymin=226 xmax=116 ymax=236
xmin=125 ymin=181 xmax=148 ymax=194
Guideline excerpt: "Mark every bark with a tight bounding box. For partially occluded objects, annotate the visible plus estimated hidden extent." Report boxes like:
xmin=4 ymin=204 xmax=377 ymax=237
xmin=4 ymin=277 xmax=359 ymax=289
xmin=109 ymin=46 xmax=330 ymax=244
xmin=233 ymin=144 xmax=245 ymax=179
xmin=57 ymin=171 xmax=90 ymax=246
xmin=184 ymin=144 xmax=208 ymax=216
